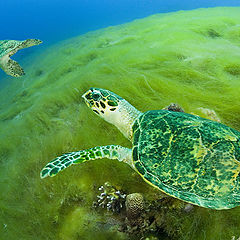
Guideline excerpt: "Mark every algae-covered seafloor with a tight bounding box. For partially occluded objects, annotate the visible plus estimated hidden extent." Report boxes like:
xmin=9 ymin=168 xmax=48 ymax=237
xmin=0 ymin=6 xmax=240 ymax=240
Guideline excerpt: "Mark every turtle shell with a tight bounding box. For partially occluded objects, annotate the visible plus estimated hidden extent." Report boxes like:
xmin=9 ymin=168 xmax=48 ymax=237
xmin=132 ymin=110 xmax=240 ymax=209
xmin=0 ymin=40 xmax=20 ymax=58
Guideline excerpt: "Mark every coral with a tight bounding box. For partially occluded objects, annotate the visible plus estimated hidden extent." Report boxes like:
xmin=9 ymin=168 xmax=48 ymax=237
xmin=125 ymin=193 xmax=144 ymax=220
xmin=93 ymin=182 xmax=126 ymax=213
xmin=163 ymin=103 xmax=185 ymax=112
xmin=232 ymin=237 xmax=240 ymax=240
xmin=197 ymin=107 xmax=221 ymax=122
xmin=121 ymin=195 xmax=194 ymax=239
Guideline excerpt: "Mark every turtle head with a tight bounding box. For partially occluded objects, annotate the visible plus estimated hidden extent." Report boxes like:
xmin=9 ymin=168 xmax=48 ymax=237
xmin=82 ymin=87 xmax=122 ymax=117
xmin=82 ymin=88 xmax=141 ymax=140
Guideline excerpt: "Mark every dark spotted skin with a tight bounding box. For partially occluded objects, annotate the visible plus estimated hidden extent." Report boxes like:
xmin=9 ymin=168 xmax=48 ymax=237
xmin=132 ymin=110 xmax=240 ymax=209
xmin=84 ymin=88 xmax=122 ymax=115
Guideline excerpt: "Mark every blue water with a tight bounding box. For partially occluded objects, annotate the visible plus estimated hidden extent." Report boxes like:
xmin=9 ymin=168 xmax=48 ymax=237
xmin=0 ymin=0 xmax=240 ymax=82
xmin=1 ymin=0 xmax=240 ymax=44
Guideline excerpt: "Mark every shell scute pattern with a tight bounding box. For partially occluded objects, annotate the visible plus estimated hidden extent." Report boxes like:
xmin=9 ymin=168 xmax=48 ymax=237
xmin=0 ymin=40 xmax=19 ymax=58
xmin=132 ymin=110 xmax=240 ymax=209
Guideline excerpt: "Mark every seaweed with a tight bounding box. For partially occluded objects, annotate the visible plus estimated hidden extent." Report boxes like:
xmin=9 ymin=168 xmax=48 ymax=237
xmin=0 ymin=6 xmax=240 ymax=240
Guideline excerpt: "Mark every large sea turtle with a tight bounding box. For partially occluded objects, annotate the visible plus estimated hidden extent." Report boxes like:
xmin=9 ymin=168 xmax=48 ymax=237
xmin=0 ymin=39 xmax=42 ymax=77
xmin=40 ymin=88 xmax=240 ymax=210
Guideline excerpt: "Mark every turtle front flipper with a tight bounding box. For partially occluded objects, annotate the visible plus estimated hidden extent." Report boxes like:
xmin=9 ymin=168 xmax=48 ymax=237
xmin=40 ymin=145 xmax=132 ymax=178
xmin=17 ymin=39 xmax=42 ymax=50
xmin=0 ymin=39 xmax=42 ymax=77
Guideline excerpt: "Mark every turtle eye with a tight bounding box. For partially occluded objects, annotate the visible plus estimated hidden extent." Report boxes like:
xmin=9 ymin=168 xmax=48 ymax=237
xmin=92 ymin=92 xmax=101 ymax=101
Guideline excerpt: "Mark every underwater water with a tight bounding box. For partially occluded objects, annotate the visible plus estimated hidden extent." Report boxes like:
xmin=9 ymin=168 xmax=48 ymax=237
xmin=1 ymin=2 xmax=240 ymax=240
xmin=1 ymin=0 xmax=240 ymax=43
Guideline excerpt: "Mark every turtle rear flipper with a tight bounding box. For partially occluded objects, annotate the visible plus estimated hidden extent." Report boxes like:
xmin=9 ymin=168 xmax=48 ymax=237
xmin=0 ymin=57 xmax=25 ymax=77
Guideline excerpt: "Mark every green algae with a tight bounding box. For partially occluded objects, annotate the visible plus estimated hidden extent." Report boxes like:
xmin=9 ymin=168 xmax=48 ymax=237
xmin=0 ymin=6 xmax=240 ymax=240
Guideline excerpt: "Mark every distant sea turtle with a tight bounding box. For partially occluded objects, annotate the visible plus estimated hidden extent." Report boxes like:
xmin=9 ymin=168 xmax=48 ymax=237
xmin=40 ymin=88 xmax=240 ymax=210
xmin=0 ymin=39 xmax=42 ymax=77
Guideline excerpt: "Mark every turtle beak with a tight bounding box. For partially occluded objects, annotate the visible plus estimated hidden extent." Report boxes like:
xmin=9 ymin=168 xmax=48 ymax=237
xmin=82 ymin=89 xmax=92 ymax=107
